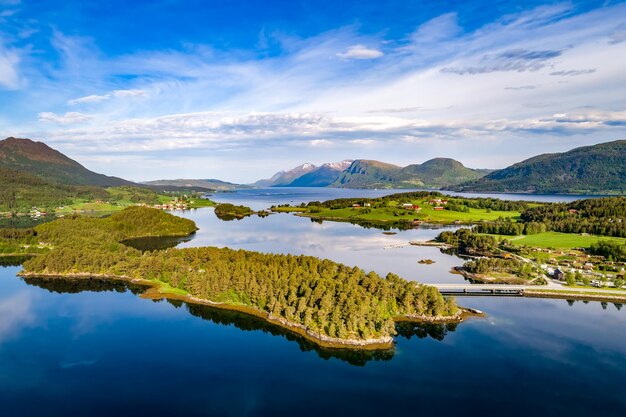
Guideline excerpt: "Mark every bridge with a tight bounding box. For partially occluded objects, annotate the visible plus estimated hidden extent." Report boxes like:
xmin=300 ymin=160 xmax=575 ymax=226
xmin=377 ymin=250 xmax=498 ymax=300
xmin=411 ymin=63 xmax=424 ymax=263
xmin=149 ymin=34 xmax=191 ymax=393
xmin=432 ymin=283 xmax=529 ymax=296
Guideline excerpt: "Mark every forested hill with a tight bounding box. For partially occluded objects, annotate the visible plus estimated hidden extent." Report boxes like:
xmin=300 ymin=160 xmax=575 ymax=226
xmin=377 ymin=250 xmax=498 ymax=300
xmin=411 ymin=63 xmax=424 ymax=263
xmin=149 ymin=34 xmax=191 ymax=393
xmin=0 ymin=167 xmax=108 ymax=212
xmin=451 ymin=140 xmax=626 ymax=194
xmin=0 ymin=137 xmax=134 ymax=187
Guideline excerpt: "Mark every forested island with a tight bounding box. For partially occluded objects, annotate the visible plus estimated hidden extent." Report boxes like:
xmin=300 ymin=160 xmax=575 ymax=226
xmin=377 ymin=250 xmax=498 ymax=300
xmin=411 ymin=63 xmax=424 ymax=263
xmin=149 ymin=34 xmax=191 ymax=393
xmin=213 ymin=203 xmax=256 ymax=220
xmin=13 ymin=206 xmax=461 ymax=348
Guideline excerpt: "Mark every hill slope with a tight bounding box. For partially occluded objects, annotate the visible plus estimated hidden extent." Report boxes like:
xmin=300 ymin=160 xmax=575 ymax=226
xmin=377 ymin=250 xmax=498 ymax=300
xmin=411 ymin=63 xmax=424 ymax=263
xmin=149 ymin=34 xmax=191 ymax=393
xmin=0 ymin=167 xmax=106 ymax=212
xmin=0 ymin=137 xmax=133 ymax=187
xmin=452 ymin=140 xmax=626 ymax=194
xmin=398 ymin=158 xmax=486 ymax=188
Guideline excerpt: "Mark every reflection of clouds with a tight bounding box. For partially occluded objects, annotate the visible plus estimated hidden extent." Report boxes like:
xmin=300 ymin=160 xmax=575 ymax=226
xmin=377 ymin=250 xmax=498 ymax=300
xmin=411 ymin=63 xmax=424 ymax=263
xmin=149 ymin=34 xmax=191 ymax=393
xmin=0 ymin=291 xmax=35 ymax=345
xmin=461 ymin=298 xmax=626 ymax=365
xmin=175 ymin=208 xmax=465 ymax=284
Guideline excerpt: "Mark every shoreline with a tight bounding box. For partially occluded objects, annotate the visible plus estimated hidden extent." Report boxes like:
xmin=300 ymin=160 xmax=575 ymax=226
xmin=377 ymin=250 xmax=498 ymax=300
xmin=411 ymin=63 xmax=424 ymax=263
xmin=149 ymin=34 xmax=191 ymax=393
xmin=17 ymin=271 xmax=470 ymax=350
xmin=297 ymin=212 xmax=477 ymax=226
xmin=523 ymin=289 xmax=626 ymax=302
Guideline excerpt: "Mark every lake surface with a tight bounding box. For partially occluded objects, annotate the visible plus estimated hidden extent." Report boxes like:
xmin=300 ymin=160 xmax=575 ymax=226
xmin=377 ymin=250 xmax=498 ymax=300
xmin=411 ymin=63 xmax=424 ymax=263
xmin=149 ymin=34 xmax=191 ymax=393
xmin=1 ymin=189 xmax=625 ymax=416
xmin=209 ymin=187 xmax=594 ymax=211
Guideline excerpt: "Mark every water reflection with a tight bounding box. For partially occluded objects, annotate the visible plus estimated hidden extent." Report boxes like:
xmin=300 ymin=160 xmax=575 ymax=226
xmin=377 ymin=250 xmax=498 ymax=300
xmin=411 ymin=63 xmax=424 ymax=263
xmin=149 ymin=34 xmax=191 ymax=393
xmin=123 ymin=234 xmax=195 ymax=251
xmin=0 ymin=256 xmax=32 ymax=267
xmin=395 ymin=321 xmax=459 ymax=341
xmin=22 ymin=277 xmax=149 ymax=295
xmin=19 ymin=276 xmax=456 ymax=366
xmin=164 ymin=208 xmax=467 ymax=284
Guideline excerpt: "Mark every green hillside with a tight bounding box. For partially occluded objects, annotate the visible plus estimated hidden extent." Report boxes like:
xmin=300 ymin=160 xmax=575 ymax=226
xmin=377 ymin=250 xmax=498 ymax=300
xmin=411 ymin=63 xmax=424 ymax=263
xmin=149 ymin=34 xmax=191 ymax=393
xmin=453 ymin=140 xmax=626 ymax=194
xmin=0 ymin=167 xmax=107 ymax=212
xmin=0 ymin=137 xmax=133 ymax=187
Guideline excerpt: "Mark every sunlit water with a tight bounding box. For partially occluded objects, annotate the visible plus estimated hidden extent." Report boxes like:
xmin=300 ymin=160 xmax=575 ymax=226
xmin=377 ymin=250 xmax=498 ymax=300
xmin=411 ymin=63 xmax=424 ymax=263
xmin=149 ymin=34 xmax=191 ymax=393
xmin=1 ymin=188 xmax=625 ymax=416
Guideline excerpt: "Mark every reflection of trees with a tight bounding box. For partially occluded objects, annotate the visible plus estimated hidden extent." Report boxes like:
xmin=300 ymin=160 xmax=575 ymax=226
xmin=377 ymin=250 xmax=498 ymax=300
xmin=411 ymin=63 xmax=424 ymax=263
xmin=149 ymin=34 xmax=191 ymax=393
xmin=22 ymin=277 xmax=148 ymax=295
xmin=123 ymin=235 xmax=194 ymax=252
xmin=0 ymin=256 xmax=32 ymax=267
xmin=214 ymin=213 xmax=239 ymax=221
xmin=185 ymin=303 xmax=395 ymax=367
xmin=395 ymin=322 xmax=458 ymax=341
xmin=20 ymin=277 xmax=396 ymax=367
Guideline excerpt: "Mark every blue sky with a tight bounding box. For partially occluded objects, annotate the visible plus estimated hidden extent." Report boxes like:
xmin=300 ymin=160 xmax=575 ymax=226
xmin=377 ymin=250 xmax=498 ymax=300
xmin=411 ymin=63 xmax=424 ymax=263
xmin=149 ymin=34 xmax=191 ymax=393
xmin=1 ymin=0 xmax=625 ymax=182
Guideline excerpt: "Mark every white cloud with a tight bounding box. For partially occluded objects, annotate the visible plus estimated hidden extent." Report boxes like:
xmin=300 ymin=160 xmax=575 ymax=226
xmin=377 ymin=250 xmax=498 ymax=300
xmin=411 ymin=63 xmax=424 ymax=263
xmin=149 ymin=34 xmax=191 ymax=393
xmin=112 ymin=89 xmax=148 ymax=98
xmin=351 ymin=139 xmax=375 ymax=145
xmin=68 ymin=89 xmax=149 ymax=105
xmin=309 ymin=139 xmax=332 ymax=146
xmin=0 ymin=292 xmax=34 ymax=346
xmin=337 ymin=45 xmax=384 ymax=60
xmin=38 ymin=111 xmax=93 ymax=124
xmin=0 ymin=45 xmax=20 ymax=89
xmin=68 ymin=94 xmax=110 ymax=105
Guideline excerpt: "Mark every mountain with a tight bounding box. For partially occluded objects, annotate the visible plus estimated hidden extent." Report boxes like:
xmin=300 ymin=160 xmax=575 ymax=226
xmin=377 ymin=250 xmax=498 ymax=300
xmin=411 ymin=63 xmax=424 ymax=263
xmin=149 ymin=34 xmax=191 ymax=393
xmin=397 ymin=158 xmax=488 ymax=188
xmin=143 ymin=178 xmax=247 ymax=191
xmin=330 ymin=158 xmax=487 ymax=189
xmin=254 ymin=163 xmax=318 ymax=187
xmin=0 ymin=167 xmax=107 ymax=212
xmin=0 ymin=137 xmax=133 ymax=187
xmin=332 ymin=160 xmax=402 ymax=188
xmin=287 ymin=160 xmax=353 ymax=187
xmin=452 ymin=140 xmax=626 ymax=194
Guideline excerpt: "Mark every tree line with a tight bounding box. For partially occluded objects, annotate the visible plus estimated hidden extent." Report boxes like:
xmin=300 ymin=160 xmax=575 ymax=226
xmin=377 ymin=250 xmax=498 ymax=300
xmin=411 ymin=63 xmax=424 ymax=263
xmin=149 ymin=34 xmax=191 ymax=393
xmin=475 ymin=197 xmax=626 ymax=237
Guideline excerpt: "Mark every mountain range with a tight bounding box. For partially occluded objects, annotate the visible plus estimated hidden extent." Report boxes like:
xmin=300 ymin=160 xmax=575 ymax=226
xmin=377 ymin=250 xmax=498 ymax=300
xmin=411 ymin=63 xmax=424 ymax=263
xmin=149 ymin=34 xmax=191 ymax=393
xmin=256 ymin=158 xmax=489 ymax=189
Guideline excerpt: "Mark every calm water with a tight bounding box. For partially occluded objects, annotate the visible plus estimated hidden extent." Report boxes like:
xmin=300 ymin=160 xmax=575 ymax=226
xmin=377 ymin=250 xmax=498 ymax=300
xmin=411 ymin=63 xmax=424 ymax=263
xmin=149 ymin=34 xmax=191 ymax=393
xmin=1 ymin=189 xmax=625 ymax=416
xmin=210 ymin=187 xmax=594 ymax=211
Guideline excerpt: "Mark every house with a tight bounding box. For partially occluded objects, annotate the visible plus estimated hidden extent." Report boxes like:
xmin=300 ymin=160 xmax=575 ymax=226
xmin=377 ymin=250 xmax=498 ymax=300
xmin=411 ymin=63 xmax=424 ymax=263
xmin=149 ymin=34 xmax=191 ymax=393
xmin=583 ymin=262 xmax=594 ymax=271
xmin=553 ymin=268 xmax=565 ymax=280
xmin=434 ymin=206 xmax=445 ymax=211
xmin=402 ymin=203 xmax=413 ymax=209
xmin=352 ymin=203 xmax=361 ymax=208
xmin=364 ymin=203 xmax=371 ymax=207
xmin=568 ymin=209 xmax=579 ymax=214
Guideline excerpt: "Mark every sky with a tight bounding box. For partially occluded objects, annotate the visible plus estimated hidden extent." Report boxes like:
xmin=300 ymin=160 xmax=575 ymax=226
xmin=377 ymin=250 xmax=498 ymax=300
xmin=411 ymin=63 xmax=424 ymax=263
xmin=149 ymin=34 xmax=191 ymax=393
xmin=1 ymin=0 xmax=625 ymax=183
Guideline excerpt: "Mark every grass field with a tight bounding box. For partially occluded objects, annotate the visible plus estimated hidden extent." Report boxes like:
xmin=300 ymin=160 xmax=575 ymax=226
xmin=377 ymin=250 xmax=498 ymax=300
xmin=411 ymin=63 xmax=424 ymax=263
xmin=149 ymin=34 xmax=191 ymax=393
xmin=490 ymin=231 xmax=626 ymax=249
xmin=300 ymin=201 xmax=520 ymax=224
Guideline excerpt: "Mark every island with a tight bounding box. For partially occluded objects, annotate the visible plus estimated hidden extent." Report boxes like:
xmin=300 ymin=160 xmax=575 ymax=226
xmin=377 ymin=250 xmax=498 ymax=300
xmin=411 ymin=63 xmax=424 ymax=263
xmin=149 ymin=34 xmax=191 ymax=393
xmin=213 ymin=203 xmax=257 ymax=220
xmin=13 ymin=206 xmax=466 ymax=349
xmin=271 ymin=191 xmax=528 ymax=227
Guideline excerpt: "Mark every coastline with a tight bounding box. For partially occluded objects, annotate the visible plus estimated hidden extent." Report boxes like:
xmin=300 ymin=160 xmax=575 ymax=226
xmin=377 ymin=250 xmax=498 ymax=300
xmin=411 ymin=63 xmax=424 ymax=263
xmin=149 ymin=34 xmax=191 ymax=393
xmin=17 ymin=271 xmax=469 ymax=350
